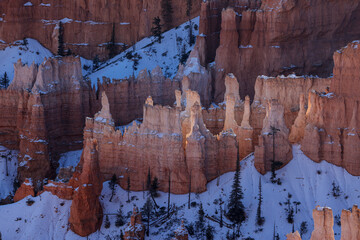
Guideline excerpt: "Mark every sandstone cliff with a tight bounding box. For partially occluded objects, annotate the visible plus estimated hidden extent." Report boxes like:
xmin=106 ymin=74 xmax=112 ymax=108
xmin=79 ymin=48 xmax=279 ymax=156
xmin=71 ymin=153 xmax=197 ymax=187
xmin=68 ymin=138 xmax=103 ymax=237
xmin=341 ymin=205 xmax=360 ymax=240
xmin=310 ymin=206 xmax=335 ymax=240
xmin=0 ymin=0 xmax=202 ymax=59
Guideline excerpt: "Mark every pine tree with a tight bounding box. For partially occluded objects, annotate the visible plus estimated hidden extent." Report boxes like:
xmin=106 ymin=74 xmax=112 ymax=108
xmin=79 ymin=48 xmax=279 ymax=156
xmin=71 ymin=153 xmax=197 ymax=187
xmin=256 ymin=177 xmax=265 ymax=226
xmin=107 ymin=23 xmax=117 ymax=59
xmin=180 ymin=44 xmax=188 ymax=65
xmin=109 ymin=174 xmax=117 ymax=202
xmin=0 ymin=72 xmax=9 ymax=89
xmin=167 ymin=172 xmax=171 ymax=217
xmin=57 ymin=22 xmax=64 ymax=56
xmin=205 ymin=224 xmax=214 ymax=240
xmin=127 ymin=176 xmax=131 ymax=202
xmin=146 ymin=168 xmax=151 ymax=191
xmin=115 ymin=205 xmax=125 ymax=227
xmin=227 ymin=156 xmax=245 ymax=226
xmin=220 ymin=198 xmax=223 ymax=228
xmin=143 ymin=196 xmax=153 ymax=236
xmin=104 ymin=215 xmax=110 ymax=229
xmin=269 ymin=126 xmax=281 ymax=183
xmin=161 ymin=0 xmax=173 ymax=30
xmin=22 ymin=38 xmax=28 ymax=47
xmin=120 ymin=230 xmax=124 ymax=240
xmin=188 ymin=171 xmax=191 ymax=209
xmin=151 ymin=17 xmax=163 ymax=43
xmin=186 ymin=0 xmax=192 ymax=17
xmin=93 ymin=55 xmax=100 ymax=70
xmin=196 ymin=203 xmax=205 ymax=231
xmin=150 ymin=177 xmax=159 ymax=197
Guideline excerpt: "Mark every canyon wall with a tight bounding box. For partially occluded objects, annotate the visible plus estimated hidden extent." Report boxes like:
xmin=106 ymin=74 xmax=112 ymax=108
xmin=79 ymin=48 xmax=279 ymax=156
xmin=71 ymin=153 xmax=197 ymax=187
xmin=192 ymin=0 xmax=360 ymax=101
xmin=0 ymin=0 xmax=202 ymax=59
xmin=301 ymin=41 xmax=360 ymax=175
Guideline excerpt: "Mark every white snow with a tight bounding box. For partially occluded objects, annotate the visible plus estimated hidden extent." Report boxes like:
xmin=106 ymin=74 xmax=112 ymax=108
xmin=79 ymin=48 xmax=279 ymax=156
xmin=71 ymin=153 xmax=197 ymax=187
xmin=87 ymin=17 xmax=199 ymax=86
xmin=56 ymin=150 xmax=82 ymax=174
xmin=0 ymin=146 xmax=18 ymax=200
xmin=0 ymin=145 xmax=358 ymax=239
xmin=24 ymin=2 xmax=33 ymax=7
xmin=0 ymin=38 xmax=53 ymax=84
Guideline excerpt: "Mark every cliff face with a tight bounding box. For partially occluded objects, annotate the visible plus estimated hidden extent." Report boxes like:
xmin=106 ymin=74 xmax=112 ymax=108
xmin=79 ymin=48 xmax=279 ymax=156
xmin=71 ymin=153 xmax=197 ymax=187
xmin=301 ymin=41 xmax=360 ymax=175
xmin=68 ymin=138 xmax=103 ymax=237
xmin=0 ymin=56 xmax=96 ymax=185
xmin=341 ymin=205 xmax=360 ymax=240
xmin=194 ymin=0 xmax=360 ymax=101
xmin=0 ymin=0 xmax=202 ymax=59
xmin=310 ymin=206 xmax=335 ymax=240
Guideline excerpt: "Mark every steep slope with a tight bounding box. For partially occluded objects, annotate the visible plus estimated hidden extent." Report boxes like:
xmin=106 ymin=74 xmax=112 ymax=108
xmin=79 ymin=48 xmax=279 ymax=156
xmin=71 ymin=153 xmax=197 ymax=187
xmin=0 ymin=145 xmax=358 ymax=239
xmin=87 ymin=18 xmax=199 ymax=85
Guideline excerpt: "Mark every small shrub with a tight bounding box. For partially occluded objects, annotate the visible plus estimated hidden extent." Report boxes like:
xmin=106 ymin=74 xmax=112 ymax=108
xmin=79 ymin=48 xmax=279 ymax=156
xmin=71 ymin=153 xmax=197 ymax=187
xmin=317 ymin=170 xmax=322 ymax=175
xmin=300 ymin=221 xmax=308 ymax=236
xmin=335 ymin=214 xmax=341 ymax=226
xmin=26 ymin=198 xmax=35 ymax=206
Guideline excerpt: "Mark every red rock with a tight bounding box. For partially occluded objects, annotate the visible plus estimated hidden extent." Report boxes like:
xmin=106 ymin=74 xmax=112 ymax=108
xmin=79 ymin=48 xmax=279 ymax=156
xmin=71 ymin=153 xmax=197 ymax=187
xmin=43 ymin=180 xmax=74 ymax=200
xmin=310 ymin=206 xmax=334 ymax=240
xmin=124 ymin=207 xmax=145 ymax=240
xmin=254 ymin=99 xmax=292 ymax=174
xmin=172 ymin=221 xmax=189 ymax=240
xmin=0 ymin=0 xmax=202 ymax=59
xmin=68 ymin=138 xmax=103 ymax=237
xmin=13 ymin=179 xmax=35 ymax=202
xmin=341 ymin=205 xmax=360 ymax=240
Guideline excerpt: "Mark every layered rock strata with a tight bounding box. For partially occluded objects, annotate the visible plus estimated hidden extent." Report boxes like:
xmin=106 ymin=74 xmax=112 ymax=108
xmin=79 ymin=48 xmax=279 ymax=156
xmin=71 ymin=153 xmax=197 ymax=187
xmin=254 ymin=99 xmax=292 ymax=174
xmin=310 ymin=206 xmax=335 ymax=240
xmin=193 ymin=0 xmax=360 ymax=101
xmin=0 ymin=0 xmax=202 ymax=59
xmin=124 ymin=207 xmax=145 ymax=240
xmin=68 ymin=138 xmax=103 ymax=237
xmin=301 ymin=41 xmax=360 ymax=175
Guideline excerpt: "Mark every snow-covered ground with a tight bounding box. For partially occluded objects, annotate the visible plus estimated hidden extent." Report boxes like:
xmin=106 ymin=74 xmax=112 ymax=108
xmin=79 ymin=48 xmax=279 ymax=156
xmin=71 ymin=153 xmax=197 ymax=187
xmin=0 ymin=145 xmax=359 ymax=239
xmin=87 ymin=17 xmax=199 ymax=86
xmin=56 ymin=150 xmax=82 ymax=174
xmin=0 ymin=146 xmax=18 ymax=200
xmin=0 ymin=38 xmax=53 ymax=82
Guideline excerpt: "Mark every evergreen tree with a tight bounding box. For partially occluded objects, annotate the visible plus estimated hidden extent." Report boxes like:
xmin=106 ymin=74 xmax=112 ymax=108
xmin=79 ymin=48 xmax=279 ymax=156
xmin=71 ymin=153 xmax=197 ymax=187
xmin=227 ymin=156 xmax=245 ymax=226
xmin=93 ymin=55 xmax=100 ymax=70
xmin=196 ymin=203 xmax=205 ymax=230
xmin=107 ymin=23 xmax=117 ymax=59
xmin=161 ymin=0 xmax=173 ymax=30
xmin=22 ymin=38 xmax=28 ymax=47
xmin=205 ymin=224 xmax=214 ymax=240
xmin=167 ymin=172 xmax=171 ymax=217
xmin=300 ymin=221 xmax=308 ymax=237
xmin=127 ymin=176 xmax=131 ymax=202
xmin=0 ymin=72 xmax=9 ymax=89
xmin=104 ymin=215 xmax=110 ymax=229
xmin=256 ymin=177 xmax=265 ymax=226
xmin=150 ymin=177 xmax=159 ymax=197
xmin=151 ymin=17 xmax=163 ymax=43
xmin=188 ymin=171 xmax=191 ymax=209
xmin=115 ymin=205 xmax=125 ymax=227
xmin=57 ymin=22 xmax=64 ymax=56
xmin=180 ymin=44 xmax=188 ymax=65
xmin=269 ymin=126 xmax=282 ymax=183
xmin=186 ymin=0 xmax=192 ymax=17
xmin=120 ymin=230 xmax=124 ymax=240
xmin=146 ymin=168 xmax=151 ymax=191
xmin=109 ymin=174 xmax=117 ymax=202
xmin=143 ymin=196 xmax=153 ymax=236
xmin=220 ymin=199 xmax=223 ymax=228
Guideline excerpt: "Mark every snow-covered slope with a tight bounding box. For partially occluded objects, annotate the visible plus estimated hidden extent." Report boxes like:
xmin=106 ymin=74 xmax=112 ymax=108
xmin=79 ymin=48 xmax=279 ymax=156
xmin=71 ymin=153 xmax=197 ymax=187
xmin=0 ymin=39 xmax=53 ymax=82
xmin=0 ymin=145 xmax=358 ymax=239
xmin=0 ymin=146 xmax=18 ymax=200
xmin=87 ymin=18 xmax=199 ymax=85
xmin=56 ymin=150 xmax=82 ymax=174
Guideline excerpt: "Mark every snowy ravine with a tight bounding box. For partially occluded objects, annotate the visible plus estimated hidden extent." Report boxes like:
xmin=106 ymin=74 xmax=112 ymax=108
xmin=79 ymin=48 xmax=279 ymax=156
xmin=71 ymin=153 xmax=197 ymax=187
xmin=0 ymin=145 xmax=359 ymax=239
xmin=86 ymin=17 xmax=199 ymax=86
